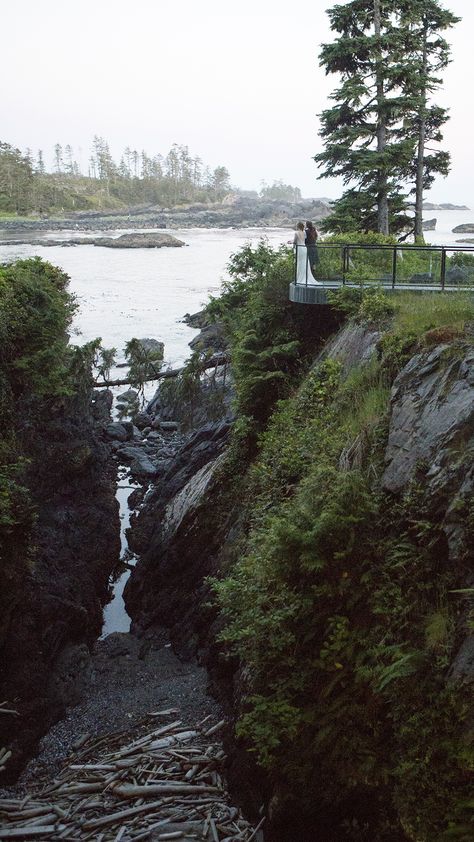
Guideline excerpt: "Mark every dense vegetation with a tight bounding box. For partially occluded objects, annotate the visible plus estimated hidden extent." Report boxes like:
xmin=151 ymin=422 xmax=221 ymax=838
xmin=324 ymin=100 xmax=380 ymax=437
xmin=0 ymin=138 xmax=232 ymax=215
xmin=0 ymin=137 xmax=305 ymax=217
xmin=316 ymin=0 xmax=459 ymax=237
xmin=192 ymin=240 xmax=474 ymax=840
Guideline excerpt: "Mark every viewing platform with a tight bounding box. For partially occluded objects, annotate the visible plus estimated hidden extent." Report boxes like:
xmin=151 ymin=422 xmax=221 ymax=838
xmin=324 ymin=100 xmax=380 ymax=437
xmin=290 ymin=243 xmax=474 ymax=304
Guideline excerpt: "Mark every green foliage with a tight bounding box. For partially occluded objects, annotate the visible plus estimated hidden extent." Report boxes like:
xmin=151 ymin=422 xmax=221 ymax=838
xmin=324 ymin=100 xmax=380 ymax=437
xmin=0 ymin=258 xmax=77 ymax=410
xmin=213 ymin=299 xmax=474 ymax=837
xmin=124 ymin=338 xmax=163 ymax=397
xmin=157 ymin=350 xmax=228 ymax=430
xmin=316 ymin=2 xmax=458 ymax=235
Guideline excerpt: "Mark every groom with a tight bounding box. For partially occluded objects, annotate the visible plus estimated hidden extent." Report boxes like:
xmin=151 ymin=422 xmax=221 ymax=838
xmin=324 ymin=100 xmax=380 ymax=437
xmin=305 ymin=221 xmax=319 ymax=271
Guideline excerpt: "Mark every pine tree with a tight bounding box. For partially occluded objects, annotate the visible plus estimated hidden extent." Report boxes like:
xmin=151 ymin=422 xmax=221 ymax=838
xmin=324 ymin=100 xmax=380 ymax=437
xmin=397 ymin=0 xmax=459 ymax=241
xmin=36 ymin=150 xmax=45 ymax=175
xmin=53 ymin=143 xmax=64 ymax=174
xmin=316 ymin=0 xmax=458 ymax=237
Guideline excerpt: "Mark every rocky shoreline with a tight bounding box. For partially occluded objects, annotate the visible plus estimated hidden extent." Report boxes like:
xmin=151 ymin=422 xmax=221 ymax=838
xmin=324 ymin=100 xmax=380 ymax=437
xmin=0 ymin=196 xmax=332 ymax=234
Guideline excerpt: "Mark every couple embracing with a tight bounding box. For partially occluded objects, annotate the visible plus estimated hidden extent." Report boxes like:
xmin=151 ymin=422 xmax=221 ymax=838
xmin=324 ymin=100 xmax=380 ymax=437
xmin=292 ymin=220 xmax=321 ymax=285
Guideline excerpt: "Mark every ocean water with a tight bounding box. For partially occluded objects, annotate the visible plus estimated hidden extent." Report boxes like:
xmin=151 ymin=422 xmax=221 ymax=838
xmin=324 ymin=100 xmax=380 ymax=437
xmin=0 ymin=227 xmax=290 ymax=368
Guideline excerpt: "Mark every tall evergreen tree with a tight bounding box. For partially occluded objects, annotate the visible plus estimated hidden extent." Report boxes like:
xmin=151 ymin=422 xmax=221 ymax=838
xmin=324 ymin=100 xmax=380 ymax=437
xmin=316 ymin=0 xmax=458 ymax=237
xmin=316 ymin=0 xmax=415 ymax=234
xmin=397 ymin=0 xmax=459 ymax=240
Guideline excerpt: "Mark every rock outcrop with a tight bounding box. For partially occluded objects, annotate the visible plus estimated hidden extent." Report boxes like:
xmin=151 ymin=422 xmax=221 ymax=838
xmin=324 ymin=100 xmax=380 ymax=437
xmin=124 ymin=421 xmax=232 ymax=656
xmin=0 ymin=389 xmax=120 ymax=781
xmin=382 ymin=344 xmax=474 ymax=675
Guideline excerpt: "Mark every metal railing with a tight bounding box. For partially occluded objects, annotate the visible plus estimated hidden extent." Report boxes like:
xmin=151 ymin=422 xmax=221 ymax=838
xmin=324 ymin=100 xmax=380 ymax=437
xmin=293 ymin=243 xmax=474 ymax=290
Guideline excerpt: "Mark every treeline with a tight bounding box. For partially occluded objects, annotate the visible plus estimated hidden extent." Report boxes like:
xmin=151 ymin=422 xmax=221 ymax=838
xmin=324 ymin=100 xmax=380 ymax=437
xmin=0 ymin=137 xmax=232 ymax=215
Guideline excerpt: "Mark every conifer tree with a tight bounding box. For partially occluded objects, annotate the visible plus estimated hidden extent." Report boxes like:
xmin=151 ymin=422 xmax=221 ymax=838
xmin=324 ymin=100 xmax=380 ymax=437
xmin=397 ymin=0 xmax=459 ymax=240
xmin=316 ymin=0 xmax=458 ymax=237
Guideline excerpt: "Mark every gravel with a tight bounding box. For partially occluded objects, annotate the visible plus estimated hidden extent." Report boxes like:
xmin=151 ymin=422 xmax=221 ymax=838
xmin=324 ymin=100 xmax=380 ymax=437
xmin=1 ymin=630 xmax=221 ymax=795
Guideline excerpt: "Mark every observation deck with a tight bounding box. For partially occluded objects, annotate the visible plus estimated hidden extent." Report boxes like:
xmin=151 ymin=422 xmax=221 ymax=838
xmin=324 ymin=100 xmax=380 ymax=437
xmin=290 ymin=243 xmax=474 ymax=304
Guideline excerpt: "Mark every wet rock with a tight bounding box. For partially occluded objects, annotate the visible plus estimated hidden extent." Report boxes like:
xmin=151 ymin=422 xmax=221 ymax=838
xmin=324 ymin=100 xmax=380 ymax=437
xmin=125 ymin=419 xmax=232 ymax=651
xmin=159 ymin=421 xmax=179 ymax=432
xmin=117 ymin=388 xmax=138 ymax=403
xmin=134 ymin=412 xmax=154 ymax=430
xmin=91 ymin=389 xmax=113 ymax=422
xmin=189 ymin=321 xmax=227 ymax=354
xmin=129 ymin=454 xmax=161 ymax=481
xmin=105 ymin=422 xmax=132 ymax=442
xmin=146 ymin=430 xmax=163 ymax=442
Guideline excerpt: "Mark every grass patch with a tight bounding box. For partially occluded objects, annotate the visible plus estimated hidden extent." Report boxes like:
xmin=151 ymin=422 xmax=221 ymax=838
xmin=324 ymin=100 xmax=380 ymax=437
xmin=392 ymin=292 xmax=474 ymax=336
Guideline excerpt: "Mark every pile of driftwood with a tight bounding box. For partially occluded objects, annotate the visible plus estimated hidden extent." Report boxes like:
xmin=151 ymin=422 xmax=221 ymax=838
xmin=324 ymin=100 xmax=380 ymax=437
xmin=0 ymin=712 xmax=264 ymax=841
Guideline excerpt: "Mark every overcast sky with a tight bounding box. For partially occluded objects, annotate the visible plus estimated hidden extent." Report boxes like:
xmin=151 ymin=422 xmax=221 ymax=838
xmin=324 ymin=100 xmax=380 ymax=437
xmin=3 ymin=0 xmax=472 ymax=203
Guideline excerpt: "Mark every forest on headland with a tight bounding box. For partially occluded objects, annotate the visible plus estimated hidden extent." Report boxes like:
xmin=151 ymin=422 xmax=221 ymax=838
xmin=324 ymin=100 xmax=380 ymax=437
xmin=0 ymin=136 xmax=306 ymax=219
xmin=0 ymin=137 xmax=233 ymax=215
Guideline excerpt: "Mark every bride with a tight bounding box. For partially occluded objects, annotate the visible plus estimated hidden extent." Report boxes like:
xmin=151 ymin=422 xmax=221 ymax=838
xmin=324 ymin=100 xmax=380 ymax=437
xmin=292 ymin=222 xmax=321 ymax=285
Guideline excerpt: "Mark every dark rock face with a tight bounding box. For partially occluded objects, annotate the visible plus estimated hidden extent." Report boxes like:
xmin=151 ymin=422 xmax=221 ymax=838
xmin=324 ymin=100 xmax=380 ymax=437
xmin=124 ymin=420 xmax=232 ymax=656
xmin=422 ymin=217 xmax=437 ymax=231
xmin=383 ymin=345 xmax=474 ymax=486
xmin=322 ymin=322 xmax=381 ymax=377
xmin=0 ymin=393 xmax=120 ymax=782
xmin=382 ymin=342 xmax=474 ymax=685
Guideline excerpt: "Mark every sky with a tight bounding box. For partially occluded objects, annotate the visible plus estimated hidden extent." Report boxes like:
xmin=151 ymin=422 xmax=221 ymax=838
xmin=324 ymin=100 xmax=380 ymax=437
xmin=2 ymin=0 xmax=473 ymax=203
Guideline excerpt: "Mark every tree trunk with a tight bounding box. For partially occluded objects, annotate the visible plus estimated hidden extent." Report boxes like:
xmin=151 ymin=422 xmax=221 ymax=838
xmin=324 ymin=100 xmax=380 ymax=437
xmin=414 ymin=26 xmax=428 ymax=243
xmin=374 ymin=0 xmax=389 ymax=234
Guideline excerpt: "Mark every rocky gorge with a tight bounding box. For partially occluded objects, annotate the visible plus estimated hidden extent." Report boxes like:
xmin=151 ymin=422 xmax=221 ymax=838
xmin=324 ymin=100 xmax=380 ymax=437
xmin=2 ymin=243 xmax=474 ymax=841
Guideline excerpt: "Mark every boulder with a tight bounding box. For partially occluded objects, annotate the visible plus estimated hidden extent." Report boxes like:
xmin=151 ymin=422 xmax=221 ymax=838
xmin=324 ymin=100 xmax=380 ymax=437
xmin=452 ymin=224 xmax=474 ymax=233
xmin=117 ymin=388 xmax=138 ymax=404
xmin=105 ymin=422 xmax=132 ymax=442
xmin=134 ymin=411 xmax=154 ymax=430
xmin=422 ymin=217 xmax=437 ymax=231
xmin=136 ymin=338 xmax=164 ymax=357
xmin=129 ymin=454 xmax=161 ymax=481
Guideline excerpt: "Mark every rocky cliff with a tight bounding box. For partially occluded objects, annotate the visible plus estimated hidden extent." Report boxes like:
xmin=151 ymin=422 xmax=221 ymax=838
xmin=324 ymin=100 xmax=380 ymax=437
xmin=0 ymin=386 xmax=120 ymax=782
xmin=124 ymin=306 xmax=474 ymax=840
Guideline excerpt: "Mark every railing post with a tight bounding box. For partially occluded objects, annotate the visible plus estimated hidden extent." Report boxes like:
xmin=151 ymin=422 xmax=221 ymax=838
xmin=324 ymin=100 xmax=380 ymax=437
xmin=342 ymin=246 xmax=346 ymax=285
xmin=392 ymin=246 xmax=397 ymax=289
xmin=441 ymin=248 xmax=446 ymax=290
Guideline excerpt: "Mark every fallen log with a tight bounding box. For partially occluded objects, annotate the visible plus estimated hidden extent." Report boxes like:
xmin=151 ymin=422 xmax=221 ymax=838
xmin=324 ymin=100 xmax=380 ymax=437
xmin=114 ymin=783 xmax=219 ymax=799
xmin=92 ymin=353 xmax=230 ymax=388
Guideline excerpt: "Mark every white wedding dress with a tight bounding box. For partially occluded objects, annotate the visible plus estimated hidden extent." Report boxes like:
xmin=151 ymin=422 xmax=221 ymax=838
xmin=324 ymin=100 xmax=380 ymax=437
xmin=294 ymin=231 xmax=321 ymax=285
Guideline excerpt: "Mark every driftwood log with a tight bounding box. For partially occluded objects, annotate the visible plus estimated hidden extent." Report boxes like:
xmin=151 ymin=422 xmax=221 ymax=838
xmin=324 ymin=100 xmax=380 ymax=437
xmin=92 ymin=353 xmax=230 ymax=389
xmin=0 ymin=711 xmax=263 ymax=841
